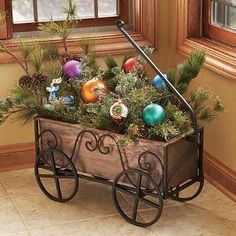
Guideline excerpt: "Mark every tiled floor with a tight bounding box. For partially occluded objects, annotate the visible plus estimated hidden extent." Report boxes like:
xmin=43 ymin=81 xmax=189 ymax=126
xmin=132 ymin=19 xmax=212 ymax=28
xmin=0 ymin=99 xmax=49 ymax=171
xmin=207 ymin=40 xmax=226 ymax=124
xmin=0 ymin=168 xmax=235 ymax=236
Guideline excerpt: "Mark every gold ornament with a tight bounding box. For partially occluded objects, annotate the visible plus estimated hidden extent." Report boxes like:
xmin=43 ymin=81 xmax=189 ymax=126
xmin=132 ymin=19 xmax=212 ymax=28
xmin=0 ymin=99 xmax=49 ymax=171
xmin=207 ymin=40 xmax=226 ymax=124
xmin=81 ymin=78 xmax=107 ymax=103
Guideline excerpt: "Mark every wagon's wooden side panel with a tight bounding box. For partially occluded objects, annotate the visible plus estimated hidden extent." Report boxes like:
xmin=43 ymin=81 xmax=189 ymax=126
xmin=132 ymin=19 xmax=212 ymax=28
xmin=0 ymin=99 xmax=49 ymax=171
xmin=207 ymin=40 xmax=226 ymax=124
xmin=166 ymin=136 xmax=199 ymax=188
xmin=38 ymin=118 xmax=165 ymax=182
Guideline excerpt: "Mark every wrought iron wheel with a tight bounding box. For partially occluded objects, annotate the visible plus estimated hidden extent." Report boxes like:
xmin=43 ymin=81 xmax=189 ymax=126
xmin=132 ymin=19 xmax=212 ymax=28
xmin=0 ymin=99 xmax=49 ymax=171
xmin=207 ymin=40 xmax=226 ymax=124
xmin=169 ymin=175 xmax=204 ymax=202
xmin=35 ymin=148 xmax=79 ymax=202
xmin=112 ymin=169 xmax=163 ymax=227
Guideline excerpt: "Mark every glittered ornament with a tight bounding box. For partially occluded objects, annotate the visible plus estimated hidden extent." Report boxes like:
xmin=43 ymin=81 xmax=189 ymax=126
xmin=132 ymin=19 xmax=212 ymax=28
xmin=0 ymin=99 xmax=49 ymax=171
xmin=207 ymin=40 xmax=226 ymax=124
xmin=81 ymin=78 xmax=107 ymax=104
xmin=143 ymin=104 xmax=166 ymax=126
xmin=124 ymin=57 xmax=136 ymax=73
xmin=61 ymin=95 xmax=74 ymax=106
xmin=110 ymin=100 xmax=128 ymax=120
xmin=63 ymin=60 xmax=82 ymax=78
xmin=152 ymin=74 xmax=167 ymax=89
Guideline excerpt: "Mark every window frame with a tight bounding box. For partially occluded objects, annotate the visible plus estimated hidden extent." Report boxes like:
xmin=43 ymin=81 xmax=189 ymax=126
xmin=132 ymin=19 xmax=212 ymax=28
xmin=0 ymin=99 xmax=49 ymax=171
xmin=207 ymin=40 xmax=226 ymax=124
xmin=177 ymin=0 xmax=236 ymax=80
xmin=0 ymin=0 xmax=159 ymax=63
xmin=202 ymin=0 xmax=236 ymax=48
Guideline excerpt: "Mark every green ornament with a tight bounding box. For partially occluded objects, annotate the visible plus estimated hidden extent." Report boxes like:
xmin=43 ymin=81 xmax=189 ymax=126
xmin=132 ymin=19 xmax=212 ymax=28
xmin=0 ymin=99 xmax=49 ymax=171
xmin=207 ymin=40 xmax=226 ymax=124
xmin=143 ymin=104 xmax=166 ymax=126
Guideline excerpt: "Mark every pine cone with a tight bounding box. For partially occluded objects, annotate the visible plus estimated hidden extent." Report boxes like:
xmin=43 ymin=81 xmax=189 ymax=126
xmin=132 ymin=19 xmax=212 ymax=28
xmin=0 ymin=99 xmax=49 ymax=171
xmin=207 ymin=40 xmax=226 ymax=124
xmin=32 ymin=73 xmax=48 ymax=89
xmin=19 ymin=75 xmax=33 ymax=88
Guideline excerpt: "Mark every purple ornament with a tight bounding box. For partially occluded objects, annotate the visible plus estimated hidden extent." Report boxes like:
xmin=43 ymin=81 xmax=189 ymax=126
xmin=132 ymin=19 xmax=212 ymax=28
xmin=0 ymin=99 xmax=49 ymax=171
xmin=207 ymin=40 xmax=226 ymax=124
xmin=63 ymin=60 xmax=82 ymax=78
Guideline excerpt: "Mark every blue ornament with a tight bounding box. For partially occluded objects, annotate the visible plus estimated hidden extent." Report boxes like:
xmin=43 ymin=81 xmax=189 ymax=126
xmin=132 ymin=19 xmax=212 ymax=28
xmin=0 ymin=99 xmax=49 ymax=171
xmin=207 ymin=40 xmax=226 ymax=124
xmin=62 ymin=95 xmax=74 ymax=106
xmin=152 ymin=74 xmax=167 ymax=89
xmin=143 ymin=104 xmax=166 ymax=126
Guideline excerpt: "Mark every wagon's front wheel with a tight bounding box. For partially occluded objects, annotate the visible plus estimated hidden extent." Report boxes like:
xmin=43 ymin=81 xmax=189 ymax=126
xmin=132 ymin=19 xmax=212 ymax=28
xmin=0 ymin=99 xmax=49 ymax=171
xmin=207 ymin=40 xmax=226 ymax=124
xmin=112 ymin=169 xmax=163 ymax=227
xmin=35 ymin=148 xmax=79 ymax=202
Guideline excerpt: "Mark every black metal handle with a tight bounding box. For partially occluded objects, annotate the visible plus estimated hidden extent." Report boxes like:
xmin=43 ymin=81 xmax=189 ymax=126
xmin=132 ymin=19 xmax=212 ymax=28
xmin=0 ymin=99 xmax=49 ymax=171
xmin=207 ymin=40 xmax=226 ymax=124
xmin=116 ymin=20 xmax=198 ymax=134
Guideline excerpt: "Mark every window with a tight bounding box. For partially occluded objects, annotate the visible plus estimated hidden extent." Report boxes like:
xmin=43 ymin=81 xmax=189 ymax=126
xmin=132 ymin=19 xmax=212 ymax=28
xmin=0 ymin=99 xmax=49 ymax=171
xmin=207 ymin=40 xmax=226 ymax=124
xmin=11 ymin=0 xmax=128 ymax=32
xmin=0 ymin=0 xmax=159 ymax=63
xmin=177 ymin=0 xmax=236 ymax=80
xmin=203 ymin=0 xmax=236 ymax=47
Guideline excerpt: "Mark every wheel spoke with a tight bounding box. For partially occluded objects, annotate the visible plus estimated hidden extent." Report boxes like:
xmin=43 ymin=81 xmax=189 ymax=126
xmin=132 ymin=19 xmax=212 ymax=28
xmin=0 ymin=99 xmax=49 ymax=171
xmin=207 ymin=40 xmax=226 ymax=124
xmin=50 ymin=151 xmax=62 ymax=200
xmin=55 ymin=177 xmax=62 ymax=199
xmin=115 ymin=184 xmax=137 ymax=198
xmin=138 ymin=196 xmax=160 ymax=209
xmin=37 ymin=174 xmax=55 ymax=179
xmin=132 ymin=173 xmax=142 ymax=221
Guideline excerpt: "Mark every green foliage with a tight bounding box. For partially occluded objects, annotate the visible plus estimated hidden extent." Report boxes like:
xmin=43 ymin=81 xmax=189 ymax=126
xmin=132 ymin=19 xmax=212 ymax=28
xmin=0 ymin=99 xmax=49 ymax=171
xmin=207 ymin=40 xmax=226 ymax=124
xmin=79 ymin=37 xmax=96 ymax=55
xmin=168 ymin=50 xmax=205 ymax=94
xmin=0 ymin=87 xmax=43 ymax=125
xmin=17 ymin=38 xmax=36 ymax=61
xmin=0 ymin=8 xmax=224 ymax=146
xmin=43 ymin=61 xmax=62 ymax=82
xmin=190 ymin=86 xmax=224 ymax=122
xmin=42 ymin=43 xmax=60 ymax=61
xmin=29 ymin=46 xmax=44 ymax=72
xmin=38 ymin=0 xmax=78 ymax=54
xmin=103 ymin=56 xmax=119 ymax=91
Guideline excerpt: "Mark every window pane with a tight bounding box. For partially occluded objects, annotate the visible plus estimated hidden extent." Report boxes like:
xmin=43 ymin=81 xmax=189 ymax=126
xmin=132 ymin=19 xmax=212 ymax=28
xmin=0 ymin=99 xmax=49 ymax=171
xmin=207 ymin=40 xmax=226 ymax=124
xmin=98 ymin=0 xmax=117 ymax=17
xmin=77 ymin=0 xmax=95 ymax=18
xmin=227 ymin=6 xmax=236 ymax=30
xmin=38 ymin=0 xmax=67 ymax=21
xmin=212 ymin=1 xmax=225 ymax=26
xmin=12 ymin=0 xmax=34 ymax=23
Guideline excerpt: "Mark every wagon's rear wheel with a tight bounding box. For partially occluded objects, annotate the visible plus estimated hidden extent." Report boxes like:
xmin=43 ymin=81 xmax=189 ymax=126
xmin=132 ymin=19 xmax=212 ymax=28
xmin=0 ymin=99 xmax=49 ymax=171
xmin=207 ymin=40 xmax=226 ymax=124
xmin=112 ymin=169 xmax=163 ymax=227
xmin=169 ymin=175 xmax=204 ymax=202
xmin=35 ymin=148 xmax=79 ymax=202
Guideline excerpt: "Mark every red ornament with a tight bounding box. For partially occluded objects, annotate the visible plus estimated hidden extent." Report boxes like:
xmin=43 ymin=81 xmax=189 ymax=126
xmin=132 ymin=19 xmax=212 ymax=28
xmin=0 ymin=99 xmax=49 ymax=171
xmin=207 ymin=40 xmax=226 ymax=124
xmin=124 ymin=57 xmax=137 ymax=73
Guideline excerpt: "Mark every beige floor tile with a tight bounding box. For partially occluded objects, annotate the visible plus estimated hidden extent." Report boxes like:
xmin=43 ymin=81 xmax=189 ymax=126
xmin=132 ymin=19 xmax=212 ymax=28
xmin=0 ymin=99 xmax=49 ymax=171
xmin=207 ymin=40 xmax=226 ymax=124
xmin=29 ymin=215 xmax=158 ymax=236
xmin=139 ymin=200 xmax=236 ymax=236
xmin=6 ymin=175 xmax=131 ymax=229
xmin=0 ymin=186 xmax=28 ymax=234
xmin=0 ymin=168 xmax=38 ymax=192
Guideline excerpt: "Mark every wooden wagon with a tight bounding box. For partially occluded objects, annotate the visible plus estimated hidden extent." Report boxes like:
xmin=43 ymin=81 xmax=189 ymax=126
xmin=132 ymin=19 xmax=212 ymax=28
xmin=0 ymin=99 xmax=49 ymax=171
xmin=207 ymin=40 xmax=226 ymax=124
xmin=33 ymin=21 xmax=204 ymax=227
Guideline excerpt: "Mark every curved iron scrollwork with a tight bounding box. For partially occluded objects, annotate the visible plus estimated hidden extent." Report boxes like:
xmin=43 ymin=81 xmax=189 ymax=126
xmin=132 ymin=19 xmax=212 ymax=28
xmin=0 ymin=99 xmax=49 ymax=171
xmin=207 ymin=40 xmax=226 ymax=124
xmin=138 ymin=151 xmax=164 ymax=186
xmin=37 ymin=129 xmax=58 ymax=150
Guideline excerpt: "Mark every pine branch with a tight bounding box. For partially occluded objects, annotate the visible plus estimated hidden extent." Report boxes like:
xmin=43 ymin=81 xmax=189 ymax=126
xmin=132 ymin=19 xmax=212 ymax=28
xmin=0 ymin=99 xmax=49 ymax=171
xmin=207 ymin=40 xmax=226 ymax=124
xmin=29 ymin=46 xmax=44 ymax=72
xmin=176 ymin=50 xmax=205 ymax=94
xmin=0 ymin=41 xmax=30 ymax=75
xmin=79 ymin=37 xmax=96 ymax=55
xmin=42 ymin=42 xmax=60 ymax=61
xmin=17 ymin=38 xmax=37 ymax=72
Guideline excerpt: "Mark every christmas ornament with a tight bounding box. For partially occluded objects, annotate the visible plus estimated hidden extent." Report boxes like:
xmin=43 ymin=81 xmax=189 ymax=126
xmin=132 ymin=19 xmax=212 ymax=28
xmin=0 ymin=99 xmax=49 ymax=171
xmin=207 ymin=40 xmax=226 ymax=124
xmin=152 ymin=74 xmax=167 ymax=89
xmin=46 ymin=78 xmax=62 ymax=104
xmin=61 ymin=95 xmax=74 ymax=106
xmin=81 ymin=78 xmax=107 ymax=103
xmin=63 ymin=60 xmax=82 ymax=78
xmin=124 ymin=57 xmax=136 ymax=73
xmin=143 ymin=104 xmax=166 ymax=126
xmin=110 ymin=100 xmax=128 ymax=120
